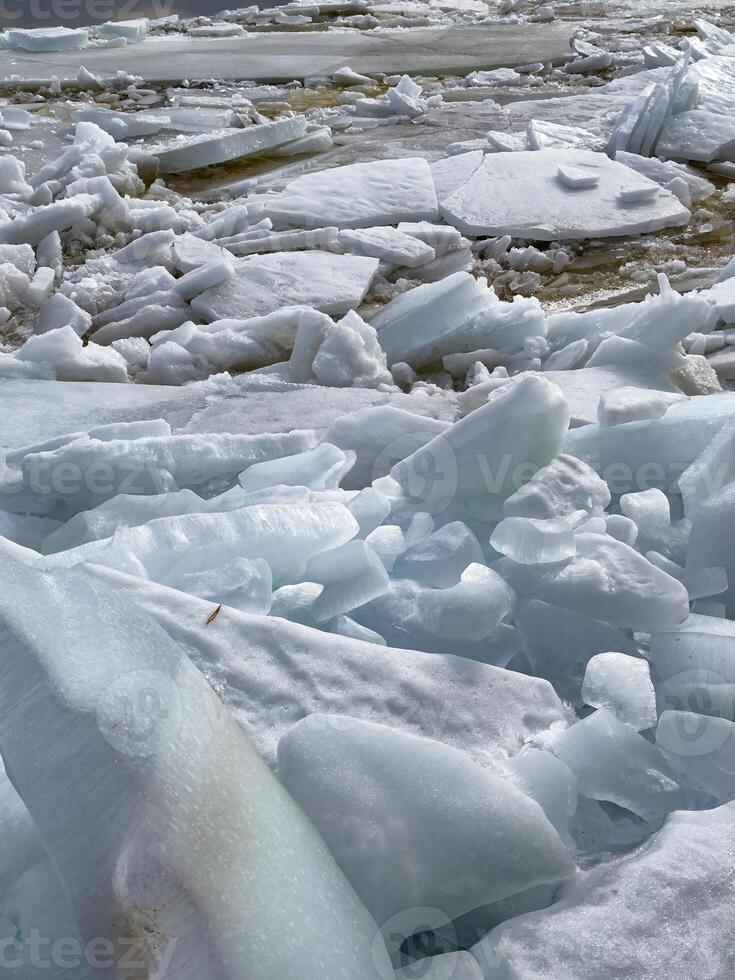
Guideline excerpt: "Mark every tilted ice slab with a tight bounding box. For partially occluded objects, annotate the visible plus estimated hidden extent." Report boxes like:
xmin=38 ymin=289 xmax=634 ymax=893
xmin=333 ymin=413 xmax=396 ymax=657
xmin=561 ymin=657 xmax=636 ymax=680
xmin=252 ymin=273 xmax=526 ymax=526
xmin=371 ymin=272 xmax=545 ymax=369
xmin=582 ymin=652 xmax=657 ymax=732
xmin=8 ymin=426 xmax=317 ymax=518
xmin=323 ymin=405 xmax=450 ymax=490
xmin=538 ymin=707 xmax=681 ymax=821
xmin=614 ymin=151 xmax=715 ymax=202
xmin=150 ymin=116 xmax=307 ymax=173
xmin=80 ymin=502 xmax=358 ymax=587
xmin=390 ymin=375 xmax=570 ymax=518
xmin=192 ymin=251 xmax=379 ymax=320
xmin=266 ymin=158 xmax=439 ymax=229
xmin=686 ymin=482 xmax=735 ymax=618
xmin=75 ymin=106 xmax=171 ymax=140
xmin=565 ymin=393 xmax=735 ymax=495
xmin=90 ymin=566 xmax=570 ymax=767
xmin=650 ymin=618 xmax=735 ymax=784
xmin=279 ymin=716 xmax=574 ymax=932
xmin=473 ymin=802 xmax=735 ymax=980
xmin=516 ymin=599 xmax=637 ymax=708
xmin=439 ymin=149 xmax=690 ymax=241
xmin=656 ymin=56 xmax=735 ymax=163
xmin=463 ymin=366 xmax=680 ymax=428
xmin=0 ymin=552 xmax=394 ymax=980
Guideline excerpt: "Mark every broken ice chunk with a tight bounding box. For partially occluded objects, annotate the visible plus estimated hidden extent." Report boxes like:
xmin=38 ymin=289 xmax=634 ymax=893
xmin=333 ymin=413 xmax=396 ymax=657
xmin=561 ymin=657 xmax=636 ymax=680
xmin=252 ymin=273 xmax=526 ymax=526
xmin=415 ymin=563 xmax=515 ymax=640
xmin=323 ymin=406 xmax=449 ymax=490
xmin=657 ymin=711 xmax=735 ymax=802
xmin=563 ymin=364 xmax=728 ymax=467
xmin=372 ymin=270 xmax=545 ymax=369
xmin=597 ymin=386 xmax=685 ymax=426
xmin=6 ymin=26 xmax=88 ymax=51
xmin=516 ymin=599 xmax=637 ymax=706
xmin=498 ymin=532 xmax=690 ymax=630
xmin=15 ymin=428 xmax=318 ymax=517
xmin=338 ymin=226 xmax=436 ymax=267
xmin=556 ymin=164 xmax=600 ymax=190
xmin=618 ymin=183 xmax=660 ymax=203
xmin=270 ymin=582 xmax=324 ymax=626
xmin=305 ymin=539 xmax=390 ymax=622
xmin=97 ymin=18 xmax=149 ymax=43
xmin=35 ymin=293 xmax=91 ymax=337
xmin=619 ymin=488 xmax=677 ymax=556
xmin=677 ymin=420 xmax=735 ymax=520
xmin=172 ymin=556 xmax=272 ymax=614
xmin=582 ymin=652 xmax=657 ymax=731
xmin=490 ymin=515 xmax=577 ymax=564
xmin=0 ymin=196 xmax=104 ymax=247
xmin=9 ymin=326 xmax=128 ymax=383
xmin=239 ymin=443 xmax=355 ymax=494
xmin=501 ymin=748 xmax=578 ymax=841
xmin=41 ymin=489 xmax=208 ymax=554
xmin=540 ymin=708 xmax=681 ymax=821
xmin=192 ymin=252 xmax=379 ymax=321
xmin=527 ymin=119 xmax=603 ymax=152
xmin=393 ymin=520 xmax=484 ymax=587
xmin=365 ymin=525 xmax=407 ymax=572
xmin=503 ymin=454 xmax=610 ymax=520
xmin=278 ymin=715 xmax=574 ymax=934
xmin=93 ymin=502 xmax=359 ymax=587
xmin=686 ymin=482 xmax=735 ymax=617
xmin=308 ymin=310 xmax=392 ymax=388
xmin=371 ymin=271 xmax=488 ymax=368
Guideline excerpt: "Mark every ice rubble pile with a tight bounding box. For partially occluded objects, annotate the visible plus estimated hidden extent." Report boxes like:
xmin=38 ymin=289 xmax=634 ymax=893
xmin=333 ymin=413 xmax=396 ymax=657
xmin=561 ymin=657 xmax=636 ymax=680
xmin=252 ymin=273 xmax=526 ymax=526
xmin=3 ymin=352 xmax=735 ymax=975
xmin=3 ymin=112 xmax=731 ymax=388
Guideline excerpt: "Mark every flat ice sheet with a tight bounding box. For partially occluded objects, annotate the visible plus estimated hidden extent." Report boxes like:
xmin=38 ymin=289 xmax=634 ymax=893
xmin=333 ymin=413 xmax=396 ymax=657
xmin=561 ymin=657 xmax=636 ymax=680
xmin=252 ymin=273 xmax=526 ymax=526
xmin=439 ymin=148 xmax=690 ymax=241
xmin=191 ymin=251 xmax=380 ymax=320
xmin=0 ymin=24 xmax=576 ymax=85
xmin=0 ymin=376 xmax=457 ymax=448
xmin=267 ymin=158 xmax=439 ymax=229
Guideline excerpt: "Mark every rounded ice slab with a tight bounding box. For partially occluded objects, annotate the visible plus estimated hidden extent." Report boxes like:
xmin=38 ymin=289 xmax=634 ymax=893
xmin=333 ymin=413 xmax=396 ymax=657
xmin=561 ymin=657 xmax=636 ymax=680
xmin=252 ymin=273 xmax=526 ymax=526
xmin=438 ymin=149 xmax=690 ymax=241
xmin=267 ymin=158 xmax=439 ymax=230
xmin=278 ymin=715 xmax=574 ymax=934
